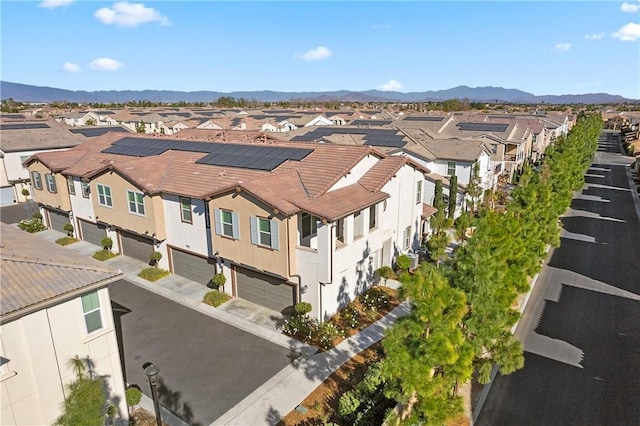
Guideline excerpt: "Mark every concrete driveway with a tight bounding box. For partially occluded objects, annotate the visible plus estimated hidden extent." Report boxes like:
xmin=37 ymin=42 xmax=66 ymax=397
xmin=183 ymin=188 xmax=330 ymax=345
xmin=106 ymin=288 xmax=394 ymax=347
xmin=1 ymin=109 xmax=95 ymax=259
xmin=108 ymin=279 xmax=296 ymax=426
xmin=0 ymin=202 xmax=36 ymax=224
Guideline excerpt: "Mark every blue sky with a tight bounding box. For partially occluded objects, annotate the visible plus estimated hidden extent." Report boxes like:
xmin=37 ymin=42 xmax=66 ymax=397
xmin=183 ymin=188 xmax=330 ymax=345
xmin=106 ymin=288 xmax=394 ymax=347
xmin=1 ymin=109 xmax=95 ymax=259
xmin=2 ymin=1 xmax=639 ymax=98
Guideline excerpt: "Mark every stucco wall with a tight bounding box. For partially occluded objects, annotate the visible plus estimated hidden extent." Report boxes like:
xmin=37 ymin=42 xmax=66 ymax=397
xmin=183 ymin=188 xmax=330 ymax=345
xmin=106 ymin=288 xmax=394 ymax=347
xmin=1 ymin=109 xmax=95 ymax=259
xmin=27 ymin=161 xmax=71 ymax=211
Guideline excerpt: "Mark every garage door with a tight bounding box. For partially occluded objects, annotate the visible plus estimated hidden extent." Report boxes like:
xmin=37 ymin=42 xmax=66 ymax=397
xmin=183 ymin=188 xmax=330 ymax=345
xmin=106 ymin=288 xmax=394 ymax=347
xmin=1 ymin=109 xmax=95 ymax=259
xmin=47 ymin=209 xmax=70 ymax=232
xmin=235 ymin=266 xmax=296 ymax=312
xmin=79 ymin=220 xmax=107 ymax=247
xmin=0 ymin=186 xmax=15 ymax=205
xmin=170 ymin=248 xmax=216 ymax=285
xmin=120 ymin=231 xmax=154 ymax=263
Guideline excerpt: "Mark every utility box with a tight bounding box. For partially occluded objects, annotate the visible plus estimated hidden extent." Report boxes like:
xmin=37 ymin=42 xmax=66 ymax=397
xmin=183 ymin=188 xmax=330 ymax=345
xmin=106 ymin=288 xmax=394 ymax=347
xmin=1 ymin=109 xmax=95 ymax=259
xmin=407 ymin=253 xmax=419 ymax=270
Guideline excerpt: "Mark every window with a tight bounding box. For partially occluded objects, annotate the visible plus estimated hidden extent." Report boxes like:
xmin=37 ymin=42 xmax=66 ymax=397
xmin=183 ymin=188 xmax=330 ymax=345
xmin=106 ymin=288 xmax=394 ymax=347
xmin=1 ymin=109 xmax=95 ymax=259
xmin=81 ymin=181 xmax=90 ymax=198
xmin=180 ymin=197 xmax=192 ymax=223
xmin=81 ymin=291 xmax=103 ymax=334
xmin=369 ymin=205 xmax=377 ymax=229
xmin=416 ymin=180 xmax=422 ymax=204
xmin=127 ymin=190 xmax=145 ymax=215
xmin=335 ymin=218 xmax=344 ymax=243
xmin=97 ymin=185 xmax=112 ymax=207
xmin=300 ymin=212 xmax=318 ymax=239
xmin=353 ymin=210 xmax=364 ymax=237
xmin=403 ymin=226 xmax=411 ymax=251
xmin=20 ymin=155 xmax=29 ymax=169
xmin=214 ymin=209 xmax=239 ymax=239
xmin=447 ymin=161 xmax=456 ymax=176
xmin=45 ymin=174 xmax=57 ymax=193
xmin=31 ymin=171 xmax=42 ymax=190
xmin=250 ymin=216 xmax=279 ymax=250
xmin=67 ymin=176 xmax=75 ymax=195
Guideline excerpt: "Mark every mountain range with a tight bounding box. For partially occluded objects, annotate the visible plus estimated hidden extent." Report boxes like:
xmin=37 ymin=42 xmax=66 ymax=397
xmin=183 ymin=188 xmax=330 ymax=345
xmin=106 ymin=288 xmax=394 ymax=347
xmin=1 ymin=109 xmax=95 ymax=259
xmin=1 ymin=81 xmax=636 ymax=105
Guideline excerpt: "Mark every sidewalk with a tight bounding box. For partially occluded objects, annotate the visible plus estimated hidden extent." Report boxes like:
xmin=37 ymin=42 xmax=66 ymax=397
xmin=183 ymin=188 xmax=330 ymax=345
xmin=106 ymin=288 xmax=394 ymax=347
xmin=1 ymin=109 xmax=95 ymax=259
xmin=31 ymin=228 xmax=411 ymax=425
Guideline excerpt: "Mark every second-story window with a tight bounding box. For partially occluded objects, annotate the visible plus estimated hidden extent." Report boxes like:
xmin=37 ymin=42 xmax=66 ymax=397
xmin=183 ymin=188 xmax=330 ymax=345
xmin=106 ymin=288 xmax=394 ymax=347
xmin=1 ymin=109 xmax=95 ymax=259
xmin=127 ymin=190 xmax=145 ymax=215
xmin=97 ymin=184 xmax=112 ymax=207
xmin=369 ymin=204 xmax=377 ymax=229
xmin=416 ymin=180 xmax=422 ymax=204
xmin=81 ymin=291 xmax=103 ymax=334
xmin=67 ymin=176 xmax=75 ymax=195
xmin=403 ymin=226 xmax=411 ymax=251
xmin=300 ymin=212 xmax=318 ymax=239
xmin=45 ymin=174 xmax=57 ymax=193
xmin=447 ymin=161 xmax=456 ymax=176
xmin=250 ymin=216 xmax=279 ymax=250
xmin=31 ymin=171 xmax=42 ymax=190
xmin=81 ymin=181 xmax=90 ymax=198
xmin=214 ymin=209 xmax=239 ymax=239
xmin=180 ymin=197 xmax=192 ymax=224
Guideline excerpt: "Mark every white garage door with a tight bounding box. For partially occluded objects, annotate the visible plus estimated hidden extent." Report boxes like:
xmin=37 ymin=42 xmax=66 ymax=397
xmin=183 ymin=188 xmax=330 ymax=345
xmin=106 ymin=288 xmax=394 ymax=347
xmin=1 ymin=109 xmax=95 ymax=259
xmin=170 ymin=248 xmax=216 ymax=286
xmin=235 ymin=266 xmax=296 ymax=313
xmin=120 ymin=231 xmax=154 ymax=264
xmin=0 ymin=186 xmax=15 ymax=206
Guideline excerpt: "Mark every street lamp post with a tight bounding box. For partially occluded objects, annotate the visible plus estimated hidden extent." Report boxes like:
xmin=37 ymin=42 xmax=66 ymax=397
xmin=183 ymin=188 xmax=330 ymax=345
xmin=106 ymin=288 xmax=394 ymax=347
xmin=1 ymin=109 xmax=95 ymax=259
xmin=144 ymin=363 xmax=162 ymax=426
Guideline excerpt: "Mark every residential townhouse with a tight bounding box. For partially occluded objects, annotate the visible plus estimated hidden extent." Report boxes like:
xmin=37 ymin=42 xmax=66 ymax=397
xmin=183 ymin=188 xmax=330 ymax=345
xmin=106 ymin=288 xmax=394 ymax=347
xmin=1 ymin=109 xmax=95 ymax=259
xmin=0 ymin=121 xmax=87 ymax=205
xmin=26 ymin=132 xmax=432 ymax=320
xmin=0 ymin=224 xmax=127 ymax=426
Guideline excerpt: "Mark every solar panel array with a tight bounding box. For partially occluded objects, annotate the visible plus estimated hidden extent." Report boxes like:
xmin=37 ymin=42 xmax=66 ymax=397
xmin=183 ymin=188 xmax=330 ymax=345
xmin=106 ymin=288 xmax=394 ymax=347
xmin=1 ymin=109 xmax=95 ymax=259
xmin=2 ymin=114 xmax=26 ymax=119
xmin=101 ymin=137 xmax=313 ymax=171
xmin=457 ymin=122 xmax=509 ymax=133
xmin=69 ymin=127 xmax=130 ymax=137
xmin=291 ymin=127 xmax=407 ymax=148
xmin=402 ymin=116 xmax=444 ymax=122
xmin=0 ymin=122 xmax=51 ymax=130
xmin=350 ymin=120 xmax=393 ymax=126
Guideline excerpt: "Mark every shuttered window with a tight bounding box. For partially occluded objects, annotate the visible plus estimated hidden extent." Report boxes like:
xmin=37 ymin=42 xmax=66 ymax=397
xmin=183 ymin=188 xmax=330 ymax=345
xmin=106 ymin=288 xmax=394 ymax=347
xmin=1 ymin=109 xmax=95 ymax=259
xmin=250 ymin=217 xmax=279 ymax=250
xmin=214 ymin=209 xmax=239 ymax=239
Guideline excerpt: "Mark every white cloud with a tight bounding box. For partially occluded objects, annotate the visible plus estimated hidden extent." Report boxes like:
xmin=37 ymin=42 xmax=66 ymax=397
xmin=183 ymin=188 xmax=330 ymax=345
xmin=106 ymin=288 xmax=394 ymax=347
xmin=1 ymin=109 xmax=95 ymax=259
xmin=612 ymin=22 xmax=640 ymax=41
xmin=89 ymin=58 xmax=123 ymax=71
xmin=621 ymin=2 xmax=640 ymax=13
xmin=300 ymin=46 xmax=332 ymax=61
xmin=372 ymin=24 xmax=391 ymax=30
xmin=555 ymin=43 xmax=572 ymax=51
xmin=39 ymin=0 xmax=74 ymax=8
xmin=378 ymin=79 xmax=404 ymax=91
xmin=584 ymin=32 xmax=604 ymax=40
xmin=62 ymin=62 xmax=81 ymax=73
xmin=94 ymin=2 xmax=170 ymax=27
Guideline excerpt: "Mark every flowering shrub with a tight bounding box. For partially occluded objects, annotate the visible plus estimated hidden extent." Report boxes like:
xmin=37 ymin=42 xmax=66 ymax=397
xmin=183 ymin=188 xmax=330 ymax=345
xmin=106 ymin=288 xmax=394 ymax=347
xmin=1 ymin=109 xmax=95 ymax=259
xmin=315 ymin=321 xmax=346 ymax=349
xmin=281 ymin=314 xmax=317 ymax=342
xmin=359 ymin=287 xmax=390 ymax=313
xmin=343 ymin=304 xmax=361 ymax=329
xmin=17 ymin=218 xmax=46 ymax=233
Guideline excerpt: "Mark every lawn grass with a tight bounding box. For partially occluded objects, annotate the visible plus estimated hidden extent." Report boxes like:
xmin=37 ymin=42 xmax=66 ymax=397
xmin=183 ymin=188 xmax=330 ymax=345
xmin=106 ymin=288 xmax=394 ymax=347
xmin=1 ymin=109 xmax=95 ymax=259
xmin=93 ymin=249 xmax=119 ymax=261
xmin=138 ymin=267 xmax=170 ymax=282
xmin=55 ymin=237 xmax=79 ymax=246
xmin=203 ymin=290 xmax=231 ymax=307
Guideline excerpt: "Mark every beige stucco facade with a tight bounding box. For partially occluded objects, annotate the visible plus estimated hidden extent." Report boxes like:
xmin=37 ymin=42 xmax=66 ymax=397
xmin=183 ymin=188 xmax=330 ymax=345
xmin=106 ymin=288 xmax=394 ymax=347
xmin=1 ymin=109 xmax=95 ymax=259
xmin=27 ymin=161 xmax=72 ymax=211
xmin=90 ymin=170 xmax=167 ymax=240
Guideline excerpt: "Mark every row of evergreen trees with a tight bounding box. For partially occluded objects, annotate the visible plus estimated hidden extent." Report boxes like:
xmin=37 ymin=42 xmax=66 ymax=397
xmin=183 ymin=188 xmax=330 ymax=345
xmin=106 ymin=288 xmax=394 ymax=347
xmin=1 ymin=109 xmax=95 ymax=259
xmin=380 ymin=112 xmax=603 ymax=424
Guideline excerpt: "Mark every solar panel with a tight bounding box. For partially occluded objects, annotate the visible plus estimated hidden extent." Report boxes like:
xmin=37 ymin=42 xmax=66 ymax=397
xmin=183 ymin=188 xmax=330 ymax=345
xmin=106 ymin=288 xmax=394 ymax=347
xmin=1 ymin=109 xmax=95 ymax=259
xmin=101 ymin=137 xmax=313 ymax=170
xmin=457 ymin=122 xmax=509 ymax=132
xmin=350 ymin=120 xmax=392 ymax=126
xmin=0 ymin=122 xmax=51 ymax=130
xmin=69 ymin=127 xmax=130 ymax=137
xmin=403 ymin=116 xmax=444 ymax=122
xmin=2 ymin=114 xmax=25 ymax=119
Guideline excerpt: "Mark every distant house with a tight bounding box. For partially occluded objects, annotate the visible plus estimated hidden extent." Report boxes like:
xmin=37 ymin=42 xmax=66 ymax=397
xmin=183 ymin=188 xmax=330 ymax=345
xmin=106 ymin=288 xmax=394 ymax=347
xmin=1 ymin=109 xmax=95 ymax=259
xmin=0 ymin=224 xmax=127 ymax=426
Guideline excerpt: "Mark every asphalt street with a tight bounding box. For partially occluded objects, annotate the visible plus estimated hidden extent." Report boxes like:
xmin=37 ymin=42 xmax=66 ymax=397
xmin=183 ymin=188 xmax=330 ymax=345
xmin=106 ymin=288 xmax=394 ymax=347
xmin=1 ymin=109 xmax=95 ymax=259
xmin=108 ymin=279 xmax=295 ymax=426
xmin=0 ymin=201 xmax=36 ymax=224
xmin=477 ymin=131 xmax=640 ymax=426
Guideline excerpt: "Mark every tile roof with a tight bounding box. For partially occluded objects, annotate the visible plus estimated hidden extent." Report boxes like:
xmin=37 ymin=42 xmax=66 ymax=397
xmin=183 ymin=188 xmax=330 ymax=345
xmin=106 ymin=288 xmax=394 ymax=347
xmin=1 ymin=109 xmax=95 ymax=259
xmin=296 ymin=184 xmax=390 ymax=222
xmin=422 ymin=204 xmax=438 ymax=219
xmin=358 ymin=155 xmax=409 ymax=192
xmin=0 ymin=120 xmax=86 ymax=152
xmin=0 ymin=224 xmax=123 ymax=319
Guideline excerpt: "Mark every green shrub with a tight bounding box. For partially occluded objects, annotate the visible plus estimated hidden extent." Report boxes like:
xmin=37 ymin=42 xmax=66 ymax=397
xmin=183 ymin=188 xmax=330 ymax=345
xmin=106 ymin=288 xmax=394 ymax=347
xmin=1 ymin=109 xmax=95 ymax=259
xmin=32 ymin=212 xmax=43 ymax=220
xmin=376 ymin=266 xmax=395 ymax=281
xmin=395 ymin=254 xmax=411 ymax=271
xmin=56 ymin=237 xmax=79 ymax=246
xmin=125 ymin=387 xmax=142 ymax=417
xmin=149 ymin=251 xmax=162 ymax=268
xmin=21 ymin=188 xmax=30 ymax=197
xmin=17 ymin=218 xmax=46 ymax=233
xmin=342 ymin=304 xmax=360 ymax=329
xmin=294 ymin=302 xmax=312 ymax=316
xmin=63 ymin=223 xmax=74 ymax=236
xmin=338 ymin=390 xmax=361 ymax=418
xmin=281 ymin=314 xmax=317 ymax=342
xmin=138 ymin=267 xmax=169 ymax=282
xmin=359 ymin=287 xmax=390 ymax=312
xmin=314 ymin=321 xmax=345 ymax=349
xmin=211 ymin=273 xmax=226 ymax=288
xmin=101 ymin=237 xmax=113 ymax=252
xmin=203 ymin=290 xmax=231 ymax=307
xmin=93 ymin=249 xmax=118 ymax=261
